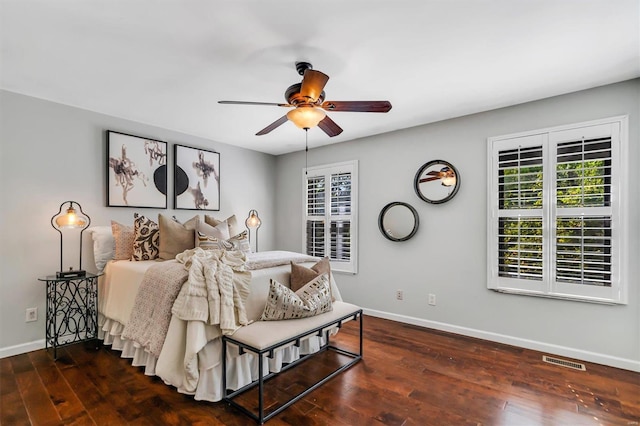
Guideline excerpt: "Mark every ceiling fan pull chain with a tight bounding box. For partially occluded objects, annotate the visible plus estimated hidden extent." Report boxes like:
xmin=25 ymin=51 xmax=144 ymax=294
xmin=304 ymin=129 xmax=309 ymax=176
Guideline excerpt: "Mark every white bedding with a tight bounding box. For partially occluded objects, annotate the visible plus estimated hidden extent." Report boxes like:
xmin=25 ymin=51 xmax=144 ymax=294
xmin=98 ymin=251 xmax=343 ymax=402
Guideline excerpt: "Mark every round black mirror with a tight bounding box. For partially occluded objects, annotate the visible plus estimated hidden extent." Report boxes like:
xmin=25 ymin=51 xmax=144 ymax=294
xmin=378 ymin=202 xmax=419 ymax=242
xmin=414 ymin=160 xmax=460 ymax=204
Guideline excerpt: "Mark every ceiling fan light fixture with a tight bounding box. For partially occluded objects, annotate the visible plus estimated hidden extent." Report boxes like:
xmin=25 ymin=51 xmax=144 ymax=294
xmin=287 ymin=106 xmax=326 ymax=129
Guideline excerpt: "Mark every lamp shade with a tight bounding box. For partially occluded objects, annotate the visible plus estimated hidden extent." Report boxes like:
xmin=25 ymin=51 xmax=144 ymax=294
xmin=55 ymin=204 xmax=87 ymax=228
xmin=245 ymin=209 xmax=262 ymax=229
xmin=286 ymin=106 xmax=326 ymax=129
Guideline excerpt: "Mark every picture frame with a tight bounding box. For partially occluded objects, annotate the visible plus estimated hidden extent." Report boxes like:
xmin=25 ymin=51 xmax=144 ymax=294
xmin=106 ymin=131 xmax=168 ymax=208
xmin=174 ymin=144 xmax=220 ymax=211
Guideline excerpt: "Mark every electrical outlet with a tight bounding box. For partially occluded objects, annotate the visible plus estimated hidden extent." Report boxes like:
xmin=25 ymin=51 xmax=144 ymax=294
xmin=428 ymin=294 xmax=436 ymax=306
xmin=26 ymin=307 xmax=37 ymax=322
xmin=396 ymin=290 xmax=403 ymax=300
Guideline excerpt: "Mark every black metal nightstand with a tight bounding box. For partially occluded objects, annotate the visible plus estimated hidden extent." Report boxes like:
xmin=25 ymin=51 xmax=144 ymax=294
xmin=38 ymin=273 xmax=102 ymax=359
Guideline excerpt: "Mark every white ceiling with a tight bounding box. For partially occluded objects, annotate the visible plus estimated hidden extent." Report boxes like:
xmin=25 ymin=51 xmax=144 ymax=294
xmin=1 ymin=0 xmax=639 ymax=155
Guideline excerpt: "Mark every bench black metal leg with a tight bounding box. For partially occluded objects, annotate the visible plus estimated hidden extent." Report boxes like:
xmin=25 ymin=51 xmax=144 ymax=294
xmin=258 ymin=353 xmax=264 ymax=424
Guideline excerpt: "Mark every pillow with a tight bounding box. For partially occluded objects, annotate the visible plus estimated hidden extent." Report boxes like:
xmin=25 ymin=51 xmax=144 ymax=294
xmin=228 ymin=230 xmax=250 ymax=254
xmin=196 ymin=219 xmax=230 ymax=245
xmin=204 ymin=214 xmax=241 ymax=237
xmin=261 ymin=274 xmax=332 ymax=321
xmin=290 ymin=257 xmax=331 ymax=292
xmin=111 ymin=220 xmax=135 ymax=260
xmin=196 ymin=230 xmax=250 ymax=253
xmin=132 ymin=213 xmax=160 ymax=261
xmin=158 ymin=214 xmax=198 ymax=260
xmin=86 ymin=226 xmax=115 ymax=272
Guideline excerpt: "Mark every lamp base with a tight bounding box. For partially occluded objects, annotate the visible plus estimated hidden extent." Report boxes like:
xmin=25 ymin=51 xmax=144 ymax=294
xmin=56 ymin=269 xmax=86 ymax=278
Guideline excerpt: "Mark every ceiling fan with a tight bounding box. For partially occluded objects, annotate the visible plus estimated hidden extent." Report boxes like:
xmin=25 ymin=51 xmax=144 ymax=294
xmin=218 ymin=62 xmax=392 ymax=137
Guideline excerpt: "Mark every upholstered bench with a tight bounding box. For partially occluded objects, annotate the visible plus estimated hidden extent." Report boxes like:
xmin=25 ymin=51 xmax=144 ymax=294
xmin=222 ymin=301 xmax=363 ymax=424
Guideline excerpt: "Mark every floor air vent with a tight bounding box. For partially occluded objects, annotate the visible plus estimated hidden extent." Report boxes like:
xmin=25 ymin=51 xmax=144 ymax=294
xmin=542 ymin=355 xmax=586 ymax=371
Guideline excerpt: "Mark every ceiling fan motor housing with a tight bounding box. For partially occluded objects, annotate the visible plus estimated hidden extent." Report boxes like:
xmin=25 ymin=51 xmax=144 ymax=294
xmin=285 ymin=83 xmax=325 ymax=106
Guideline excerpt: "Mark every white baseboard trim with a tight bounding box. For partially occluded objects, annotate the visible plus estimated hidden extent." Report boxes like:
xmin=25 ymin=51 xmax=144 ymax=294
xmin=3 ymin=311 xmax=638 ymax=372
xmin=0 ymin=339 xmax=46 ymax=359
xmin=363 ymin=308 xmax=640 ymax=373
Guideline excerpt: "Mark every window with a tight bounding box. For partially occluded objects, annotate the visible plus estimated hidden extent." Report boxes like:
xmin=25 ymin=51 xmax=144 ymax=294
xmin=303 ymin=161 xmax=358 ymax=273
xmin=487 ymin=117 xmax=627 ymax=304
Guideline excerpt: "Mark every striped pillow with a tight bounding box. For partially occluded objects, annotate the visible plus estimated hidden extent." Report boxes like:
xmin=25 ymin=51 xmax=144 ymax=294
xmin=196 ymin=230 xmax=250 ymax=254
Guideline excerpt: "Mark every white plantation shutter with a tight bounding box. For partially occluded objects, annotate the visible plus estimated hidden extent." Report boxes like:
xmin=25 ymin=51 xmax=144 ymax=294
xmin=492 ymin=134 xmax=547 ymax=293
xmin=498 ymin=217 xmax=543 ymax=281
xmin=555 ymin=136 xmax=613 ymax=288
xmin=330 ymin=173 xmax=352 ymax=262
xmin=303 ymin=161 xmax=358 ymax=273
xmin=555 ymin=216 xmax=611 ymax=286
xmin=488 ymin=117 xmax=627 ymax=304
xmin=497 ymin=142 xmax=544 ymax=284
xmin=305 ymin=176 xmax=326 ymax=257
xmin=305 ymin=219 xmax=325 ymax=257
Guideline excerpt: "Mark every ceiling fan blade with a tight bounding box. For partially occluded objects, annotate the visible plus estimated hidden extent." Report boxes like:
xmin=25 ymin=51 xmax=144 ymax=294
xmin=317 ymin=115 xmax=343 ymax=137
xmin=219 ymin=100 xmax=291 ymax=107
xmin=321 ymin=100 xmax=392 ymax=113
xmin=300 ymin=70 xmax=329 ymax=102
xmin=419 ymin=176 xmax=441 ymax=183
xmin=426 ymin=170 xmax=442 ymax=176
xmin=256 ymin=115 xmax=289 ymax=136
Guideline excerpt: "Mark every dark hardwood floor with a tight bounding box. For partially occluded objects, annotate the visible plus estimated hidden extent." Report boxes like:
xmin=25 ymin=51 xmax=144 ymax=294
xmin=2 ymin=315 xmax=639 ymax=425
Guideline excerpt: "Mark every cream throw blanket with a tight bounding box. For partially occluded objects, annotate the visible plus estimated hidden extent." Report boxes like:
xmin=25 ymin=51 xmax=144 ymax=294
xmin=172 ymin=247 xmax=251 ymax=335
xmin=170 ymin=247 xmax=252 ymax=390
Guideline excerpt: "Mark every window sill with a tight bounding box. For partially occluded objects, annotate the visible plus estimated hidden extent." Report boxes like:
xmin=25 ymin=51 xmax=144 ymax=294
xmin=490 ymin=288 xmax=625 ymax=305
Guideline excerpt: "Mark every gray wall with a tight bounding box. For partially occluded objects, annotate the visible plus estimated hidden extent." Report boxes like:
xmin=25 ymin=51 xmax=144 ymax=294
xmin=2 ymin=81 xmax=638 ymax=370
xmin=275 ymin=79 xmax=640 ymax=370
xmin=0 ymin=90 xmax=277 ymax=352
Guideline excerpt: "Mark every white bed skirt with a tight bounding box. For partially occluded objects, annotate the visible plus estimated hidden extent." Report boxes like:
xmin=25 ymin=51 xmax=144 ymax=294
xmin=98 ymin=314 xmax=326 ymax=402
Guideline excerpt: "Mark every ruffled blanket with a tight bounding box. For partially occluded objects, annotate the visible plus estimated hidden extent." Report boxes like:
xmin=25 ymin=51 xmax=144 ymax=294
xmin=122 ymin=261 xmax=188 ymax=357
xmin=120 ymin=248 xmax=252 ymax=363
xmin=168 ymin=247 xmax=252 ymax=389
xmin=172 ymin=247 xmax=252 ymax=335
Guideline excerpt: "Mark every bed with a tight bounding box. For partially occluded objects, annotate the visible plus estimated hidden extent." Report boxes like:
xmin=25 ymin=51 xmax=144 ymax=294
xmin=97 ymin=250 xmax=343 ymax=402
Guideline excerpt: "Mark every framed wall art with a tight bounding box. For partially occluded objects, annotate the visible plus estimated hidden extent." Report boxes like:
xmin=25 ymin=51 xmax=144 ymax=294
xmin=106 ymin=131 xmax=167 ymax=208
xmin=174 ymin=144 xmax=220 ymax=210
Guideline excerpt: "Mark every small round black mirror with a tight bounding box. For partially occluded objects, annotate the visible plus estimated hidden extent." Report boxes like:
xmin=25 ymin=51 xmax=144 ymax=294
xmin=378 ymin=202 xmax=419 ymax=242
xmin=414 ymin=160 xmax=460 ymax=204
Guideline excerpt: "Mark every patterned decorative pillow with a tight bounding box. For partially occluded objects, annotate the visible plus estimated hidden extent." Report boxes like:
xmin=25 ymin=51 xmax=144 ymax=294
xmin=261 ymin=274 xmax=333 ymax=321
xmin=111 ymin=220 xmax=135 ymax=261
xmin=197 ymin=230 xmax=250 ymax=254
xmin=132 ymin=213 xmax=160 ymax=261
xmin=229 ymin=230 xmax=251 ymax=254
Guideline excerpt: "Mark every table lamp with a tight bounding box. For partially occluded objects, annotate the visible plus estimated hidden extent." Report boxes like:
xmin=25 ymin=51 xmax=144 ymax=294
xmin=245 ymin=209 xmax=262 ymax=252
xmin=51 ymin=201 xmax=91 ymax=278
